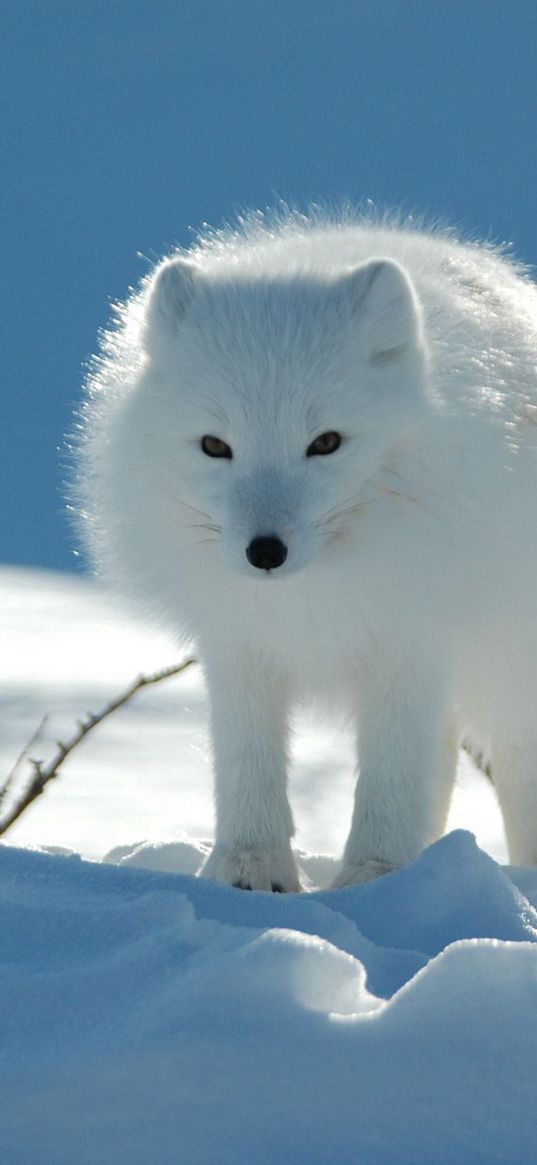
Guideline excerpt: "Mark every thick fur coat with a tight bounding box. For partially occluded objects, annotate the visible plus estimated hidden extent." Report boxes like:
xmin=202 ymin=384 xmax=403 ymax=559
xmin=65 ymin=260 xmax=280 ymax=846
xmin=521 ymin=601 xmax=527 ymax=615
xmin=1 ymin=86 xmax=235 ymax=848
xmin=75 ymin=210 xmax=537 ymax=889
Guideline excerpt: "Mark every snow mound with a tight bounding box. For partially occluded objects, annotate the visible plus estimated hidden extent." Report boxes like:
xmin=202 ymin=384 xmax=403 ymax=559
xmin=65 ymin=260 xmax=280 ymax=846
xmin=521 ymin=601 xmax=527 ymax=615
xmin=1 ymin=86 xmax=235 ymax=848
xmin=2 ymin=567 xmax=536 ymax=1159
xmin=2 ymin=830 xmax=537 ymax=1164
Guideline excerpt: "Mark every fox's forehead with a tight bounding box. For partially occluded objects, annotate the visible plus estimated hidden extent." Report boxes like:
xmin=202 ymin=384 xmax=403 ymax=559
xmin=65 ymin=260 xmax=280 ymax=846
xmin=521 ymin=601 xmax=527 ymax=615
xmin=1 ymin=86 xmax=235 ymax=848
xmin=176 ymin=275 xmax=357 ymax=414
xmin=188 ymin=275 xmax=353 ymax=363
xmin=178 ymin=362 xmax=337 ymax=440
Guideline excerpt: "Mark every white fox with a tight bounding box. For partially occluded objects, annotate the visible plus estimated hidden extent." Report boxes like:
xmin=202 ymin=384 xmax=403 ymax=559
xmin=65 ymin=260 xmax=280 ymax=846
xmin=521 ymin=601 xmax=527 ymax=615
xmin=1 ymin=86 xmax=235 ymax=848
xmin=76 ymin=209 xmax=537 ymax=890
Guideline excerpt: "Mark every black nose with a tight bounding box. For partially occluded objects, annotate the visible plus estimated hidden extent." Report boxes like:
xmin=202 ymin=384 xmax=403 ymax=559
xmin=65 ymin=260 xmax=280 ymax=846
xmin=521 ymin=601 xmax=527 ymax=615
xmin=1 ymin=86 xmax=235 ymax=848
xmin=246 ymin=536 xmax=288 ymax=571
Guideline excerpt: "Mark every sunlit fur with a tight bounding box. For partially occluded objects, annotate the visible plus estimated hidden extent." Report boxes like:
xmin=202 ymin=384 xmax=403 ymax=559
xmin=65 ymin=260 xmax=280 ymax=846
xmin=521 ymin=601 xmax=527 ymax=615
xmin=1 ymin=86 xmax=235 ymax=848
xmin=74 ymin=208 xmax=537 ymax=889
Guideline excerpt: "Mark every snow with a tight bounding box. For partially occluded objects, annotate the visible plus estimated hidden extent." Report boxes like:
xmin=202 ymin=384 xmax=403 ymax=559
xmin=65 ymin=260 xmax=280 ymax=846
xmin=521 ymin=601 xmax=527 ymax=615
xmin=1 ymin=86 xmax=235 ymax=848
xmin=2 ymin=566 xmax=537 ymax=1162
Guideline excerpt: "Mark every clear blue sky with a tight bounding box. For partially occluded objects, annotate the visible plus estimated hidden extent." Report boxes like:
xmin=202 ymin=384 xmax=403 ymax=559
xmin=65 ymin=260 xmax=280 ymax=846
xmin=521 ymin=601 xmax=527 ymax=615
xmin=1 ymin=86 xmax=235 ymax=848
xmin=3 ymin=0 xmax=537 ymax=571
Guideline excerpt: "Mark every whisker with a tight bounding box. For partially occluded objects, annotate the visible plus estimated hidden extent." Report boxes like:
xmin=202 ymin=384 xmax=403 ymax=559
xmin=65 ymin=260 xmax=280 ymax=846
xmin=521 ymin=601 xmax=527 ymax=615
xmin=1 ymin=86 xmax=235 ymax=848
xmin=188 ymin=536 xmax=219 ymax=548
xmin=173 ymin=499 xmax=215 ymax=521
xmin=182 ymin=521 xmax=222 ymax=532
xmin=377 ymin=484 xmax=419 ymax=503
xmin=321 ymin=493 xmax=367 ymax=520
xmin=316 ymin=498 xmax=377 ymax=530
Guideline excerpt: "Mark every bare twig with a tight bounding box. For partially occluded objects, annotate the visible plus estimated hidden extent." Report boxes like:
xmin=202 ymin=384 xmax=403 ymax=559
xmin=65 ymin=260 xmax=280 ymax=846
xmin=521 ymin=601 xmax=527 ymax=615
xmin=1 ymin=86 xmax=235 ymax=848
xmin=0 ymin=716 xmax=49 ymax=809
xmin=0 ymin=658 xmax=196 ymax=836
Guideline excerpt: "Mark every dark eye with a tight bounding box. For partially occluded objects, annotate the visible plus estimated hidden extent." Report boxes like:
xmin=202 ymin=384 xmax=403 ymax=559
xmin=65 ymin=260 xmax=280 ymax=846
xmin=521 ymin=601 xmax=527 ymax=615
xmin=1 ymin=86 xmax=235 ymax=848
xmin=306 ymin=431 xmax=341 ymax=457
xmin=201 ymin=435 xmax=233 ymax=459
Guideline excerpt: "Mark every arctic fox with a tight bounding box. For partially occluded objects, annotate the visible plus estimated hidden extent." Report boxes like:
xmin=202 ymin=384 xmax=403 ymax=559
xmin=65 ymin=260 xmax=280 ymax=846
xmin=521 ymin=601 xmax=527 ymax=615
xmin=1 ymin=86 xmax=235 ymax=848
xmin=76 ymin=209 xmax=537 ymax=890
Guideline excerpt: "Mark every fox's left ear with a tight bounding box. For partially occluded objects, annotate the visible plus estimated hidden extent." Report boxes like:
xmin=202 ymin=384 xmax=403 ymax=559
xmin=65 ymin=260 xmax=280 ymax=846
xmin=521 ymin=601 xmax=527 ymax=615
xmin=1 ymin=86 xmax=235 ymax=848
xmin=340 ymin=258 xmax=424 ymax=364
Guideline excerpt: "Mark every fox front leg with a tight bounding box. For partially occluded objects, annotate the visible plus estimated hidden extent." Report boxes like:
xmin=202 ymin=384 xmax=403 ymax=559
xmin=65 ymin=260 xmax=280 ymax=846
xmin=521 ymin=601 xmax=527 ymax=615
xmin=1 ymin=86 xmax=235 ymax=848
xmin=199 ymin=650 xmax=300 ymax=892
xmin=334 ymin=664 xmax=456 ymax=887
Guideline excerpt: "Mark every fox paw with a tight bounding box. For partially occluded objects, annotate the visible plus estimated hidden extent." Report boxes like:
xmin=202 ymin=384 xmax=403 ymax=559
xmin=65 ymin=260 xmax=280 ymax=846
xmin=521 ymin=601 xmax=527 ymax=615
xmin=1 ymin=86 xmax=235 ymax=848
xmin=331 ymin=858 xmax=400 ymax=888
xmin=199 ymin=844 xmax=301 ymax=892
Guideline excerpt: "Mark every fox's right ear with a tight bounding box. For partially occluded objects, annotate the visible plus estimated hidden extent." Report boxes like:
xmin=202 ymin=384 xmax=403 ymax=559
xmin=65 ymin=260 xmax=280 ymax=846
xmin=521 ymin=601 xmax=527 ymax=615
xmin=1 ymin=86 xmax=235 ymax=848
xmin=145 ymin=258 xmax=197 ymax=343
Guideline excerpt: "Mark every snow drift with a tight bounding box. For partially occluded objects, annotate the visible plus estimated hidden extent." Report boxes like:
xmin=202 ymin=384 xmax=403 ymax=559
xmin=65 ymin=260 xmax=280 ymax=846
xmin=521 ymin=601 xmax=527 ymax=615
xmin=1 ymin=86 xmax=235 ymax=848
xmin=1 ymin=567 xmax=536 ymax=1162
xmin=2 ymin=833 xmax=537 ymax=1164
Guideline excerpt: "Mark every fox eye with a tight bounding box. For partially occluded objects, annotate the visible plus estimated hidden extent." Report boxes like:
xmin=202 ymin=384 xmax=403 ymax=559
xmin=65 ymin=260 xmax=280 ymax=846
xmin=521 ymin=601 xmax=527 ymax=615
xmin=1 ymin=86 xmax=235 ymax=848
xmin=306 ymin=431 xmax=341 ymax=457
xmin=201 ymin=435 xmax=233 ymax=459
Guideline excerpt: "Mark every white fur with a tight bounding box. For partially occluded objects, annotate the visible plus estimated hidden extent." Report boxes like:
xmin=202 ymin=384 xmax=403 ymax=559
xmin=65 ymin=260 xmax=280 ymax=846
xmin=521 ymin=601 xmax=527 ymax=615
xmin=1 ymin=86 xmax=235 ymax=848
xmin=74 ymin=208 xmax=537 ymax=890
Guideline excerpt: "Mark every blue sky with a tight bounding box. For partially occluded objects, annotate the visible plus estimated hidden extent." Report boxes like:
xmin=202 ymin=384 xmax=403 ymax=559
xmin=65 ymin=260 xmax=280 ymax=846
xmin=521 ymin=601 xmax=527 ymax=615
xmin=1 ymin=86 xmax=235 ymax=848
xmin=3 ymin=0 xmax=537 ymax=571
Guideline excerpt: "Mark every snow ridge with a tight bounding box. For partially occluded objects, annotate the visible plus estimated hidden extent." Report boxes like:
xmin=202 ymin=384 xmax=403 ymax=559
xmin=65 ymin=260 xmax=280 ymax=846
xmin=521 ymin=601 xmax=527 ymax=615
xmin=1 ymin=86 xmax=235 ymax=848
xmin=2 ymin=832 xmax=537 ymax=1165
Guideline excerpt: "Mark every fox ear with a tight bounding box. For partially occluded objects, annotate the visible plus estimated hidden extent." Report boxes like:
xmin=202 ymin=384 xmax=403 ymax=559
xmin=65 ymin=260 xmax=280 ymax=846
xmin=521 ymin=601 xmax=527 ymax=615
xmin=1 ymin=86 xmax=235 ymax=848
xmin=146 ymin=257 xmax=197 ymax=338
xmin=341 ymin=258 xmax=423 ymax=364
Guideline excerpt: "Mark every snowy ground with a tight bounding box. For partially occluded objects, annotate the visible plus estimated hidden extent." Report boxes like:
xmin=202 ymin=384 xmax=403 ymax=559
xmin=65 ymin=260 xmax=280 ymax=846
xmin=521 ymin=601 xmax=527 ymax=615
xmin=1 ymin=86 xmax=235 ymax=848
xmin=1 ymin=566 xmax=537 ymax=1163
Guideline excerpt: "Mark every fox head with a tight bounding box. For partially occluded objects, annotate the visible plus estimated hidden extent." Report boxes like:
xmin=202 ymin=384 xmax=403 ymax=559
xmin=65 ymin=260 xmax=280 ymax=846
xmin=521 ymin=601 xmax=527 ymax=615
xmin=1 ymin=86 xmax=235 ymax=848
xmin=90 ymin=252 xmax=432 ymax=586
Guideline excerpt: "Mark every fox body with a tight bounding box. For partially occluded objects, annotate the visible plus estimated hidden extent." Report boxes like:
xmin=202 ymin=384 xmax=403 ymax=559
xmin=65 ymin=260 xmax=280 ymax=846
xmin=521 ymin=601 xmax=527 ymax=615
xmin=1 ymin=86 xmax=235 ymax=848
xmin=76 ymin=211 xmax=537 ymax=889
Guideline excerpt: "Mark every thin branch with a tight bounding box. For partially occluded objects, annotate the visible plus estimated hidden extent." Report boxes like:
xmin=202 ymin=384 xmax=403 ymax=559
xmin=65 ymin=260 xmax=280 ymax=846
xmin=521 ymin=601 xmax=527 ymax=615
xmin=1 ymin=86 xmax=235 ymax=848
xmin=0 ymin=658 xmax=196 ymax=836
xmin=0 ymin=716 xmax=49 ymax=808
